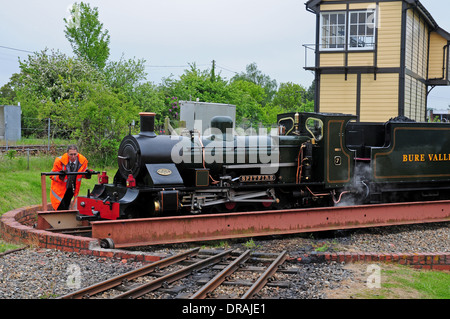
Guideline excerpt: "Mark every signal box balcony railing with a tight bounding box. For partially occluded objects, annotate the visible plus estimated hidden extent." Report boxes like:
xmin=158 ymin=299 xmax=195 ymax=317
xmin=303 ymin=44 xmax=317 ymax=71
xmin=303 ymin=43 xmax=378 ymax=73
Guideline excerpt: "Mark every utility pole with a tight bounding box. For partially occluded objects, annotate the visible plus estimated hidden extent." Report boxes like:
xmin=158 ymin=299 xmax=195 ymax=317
xmin=211 ymin=60 xmax=216 ymax=81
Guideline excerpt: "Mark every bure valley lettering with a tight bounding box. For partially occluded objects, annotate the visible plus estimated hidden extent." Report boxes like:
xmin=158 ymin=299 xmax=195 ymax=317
xmin=402 ymin=154 xmax=450 ymax=162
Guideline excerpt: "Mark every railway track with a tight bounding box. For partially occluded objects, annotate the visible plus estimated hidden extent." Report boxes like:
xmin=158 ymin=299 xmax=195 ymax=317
xmin=60 ymin=248 xmax=291 ymax=299
xmin=0 ymin=144 xmax=66 ymax=153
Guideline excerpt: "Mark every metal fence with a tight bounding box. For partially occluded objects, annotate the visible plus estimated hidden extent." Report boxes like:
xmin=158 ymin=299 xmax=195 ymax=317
xmin=1 ymin=117 xmax=66 ymax=152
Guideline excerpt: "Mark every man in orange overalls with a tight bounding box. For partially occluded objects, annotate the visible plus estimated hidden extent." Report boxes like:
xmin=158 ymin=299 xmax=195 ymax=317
xmin=49 ymin=145 xmax=92 ymax=210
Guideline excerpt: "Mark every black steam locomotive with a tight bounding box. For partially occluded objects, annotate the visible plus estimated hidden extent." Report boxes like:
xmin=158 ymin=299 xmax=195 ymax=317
xmin=77 ymin=111 xmax=450 ymax=220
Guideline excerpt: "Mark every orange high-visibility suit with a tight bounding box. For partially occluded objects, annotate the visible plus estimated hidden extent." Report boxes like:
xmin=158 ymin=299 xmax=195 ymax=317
xmin=49 ymin=153 xmax=88 ymax=210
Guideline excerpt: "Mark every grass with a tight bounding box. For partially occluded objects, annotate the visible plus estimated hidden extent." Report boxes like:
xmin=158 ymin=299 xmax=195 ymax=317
xmin=243 ymin=238 xmax=261 ymax=250
xmin=383 ymin=267 xmax=450 ymax=299
xmin=312 ymin=240 xmax=340 ymax=252
xmin=1 ymin=155 xmax=53 ymax=215
xmin=0 ymin=240 xmax=24 ymax=253
xmin=350 ymin=265 xmax=450 ymax=299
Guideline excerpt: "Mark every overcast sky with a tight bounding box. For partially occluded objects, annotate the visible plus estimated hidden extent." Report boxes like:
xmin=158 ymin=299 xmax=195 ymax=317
xmin=0 ymin=0 xmax=449 ymax=110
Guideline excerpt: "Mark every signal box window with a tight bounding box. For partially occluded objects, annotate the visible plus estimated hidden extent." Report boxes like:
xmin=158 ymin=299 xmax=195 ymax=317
xmin=320 ymin=12 xmax=346 ymax=50
xmin=349 ymin=10 xmax=376 ymax=50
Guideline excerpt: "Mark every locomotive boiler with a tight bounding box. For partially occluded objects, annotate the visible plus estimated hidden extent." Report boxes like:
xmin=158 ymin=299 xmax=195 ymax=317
xmin=77 ymin=111 xmax=450 ymax=221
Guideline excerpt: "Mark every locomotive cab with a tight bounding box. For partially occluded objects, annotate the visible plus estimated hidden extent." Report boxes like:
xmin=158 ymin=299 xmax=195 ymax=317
xmin=277 ymin=112 xmax=356 ymax=188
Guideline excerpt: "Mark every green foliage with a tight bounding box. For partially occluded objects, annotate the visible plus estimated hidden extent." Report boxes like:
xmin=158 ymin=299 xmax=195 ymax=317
xmin=228 ymin=80 xmax=269 ymax=126
xmin=160 ymin=64 xmax=236 ymax=125
xmin=131 ymin=82 xmax=166 ymax=127
xmin=12 ymin=49 xmax=140 ymax=164
xmin=161 ymin=64 xmax=231 ymax=104
xmin=272 ymin=82 xmax=309 ymax=112
xmin=17 ymin=49 xmax=103 ymax=103
xmin=64 ymin=2 xmax=110 ymax=69
xmin=70 ymin=83 xmax=140 ymax=165
xmin=231 ymin=62 xmax=278 ymax=105
xmin=312 ymin=242 xmax=330 ymax=252
xmin=6 ymin=150 xmax=17 ymax=160
xmin=0 ymin=241 xmax=23 ymax=253
xmin=103 ymin=54 xmax=147 ymax=94
xmin=264 ymin=82 xmax=314 ymax=125
xmin=243 ymin=239 xmax=261 ymax=250
xmin=393 ymin=269 xmax=450 ymax=299
xmin=15 ymin=49 xmax=104 ymax=139
xmin=159 ymin=63 xmax=315 ymax=128
xmin=0 ymin=73 xmax=20 ymax=104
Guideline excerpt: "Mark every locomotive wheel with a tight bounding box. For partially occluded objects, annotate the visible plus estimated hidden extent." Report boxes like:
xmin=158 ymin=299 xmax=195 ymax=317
xmin=100 ymin=238 xmax=115 ymax=249
xmin=224 ymin=202 xmax=236 ymax=211
xmin=261 ymin=197 xmax=274 ymax=209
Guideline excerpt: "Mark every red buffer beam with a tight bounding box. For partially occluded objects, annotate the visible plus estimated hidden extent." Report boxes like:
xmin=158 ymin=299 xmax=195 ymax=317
xmin=91 ymin=200 xmax=450 ymax=248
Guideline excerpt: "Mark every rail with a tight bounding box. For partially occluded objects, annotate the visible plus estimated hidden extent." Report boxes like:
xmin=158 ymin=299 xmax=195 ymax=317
xmin=60 ymin=248 xmax=201 ymax=299
xmin=113 ymin=249 xmax=233 ymax=299
xmin=242 ymin=250 xmax=287 ymax=299
xmin=0 ymin=144 xmax=66 ymax=153
xmin=61 ymin=248 xmax=292 ymax=299
xmin=190 ymin=250 xmax=252 ymax=299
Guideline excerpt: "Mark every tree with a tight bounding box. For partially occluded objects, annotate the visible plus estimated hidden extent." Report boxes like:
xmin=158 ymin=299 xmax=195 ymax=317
xmin=161 ymin=64 xmax=230 ymax=103
xmin=0 ymin=73 xmax=21 ymax=104
xmin=13 ymin=49 xmax=139 ymax=164
xmin=306 ymin=80 xmax=315 ymax=102
xmin=272 ymin=82 xmax=310 ymax=112
xmin=14 ymin=49 xmax=103 ymax=137
xmin=228 ymin=80 xmax=269 ymax=126
xmin=131 ymin=82 xmax=166 ymax=128
xmin=17 ymin=49 xmax=103 ymax=103
xmin=64 ymin=2 xmax=110 ymax=69
xmin=69 ymin=83 xmax=140 ymax=165
xmin=160 ymin=64 xmax=271 ymax=127
xmin=231 ymin=63 xmax=278 ymax=104
xmin=103 ymin=55 xmax=147 ymax=95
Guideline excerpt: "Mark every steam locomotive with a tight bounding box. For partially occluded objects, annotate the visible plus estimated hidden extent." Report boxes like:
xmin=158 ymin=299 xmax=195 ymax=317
xmin=77 ymin=111 xmax=450 ymax=220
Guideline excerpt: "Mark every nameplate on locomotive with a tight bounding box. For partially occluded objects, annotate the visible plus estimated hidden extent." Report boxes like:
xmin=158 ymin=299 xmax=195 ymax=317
xmin=239 ymin=175 xmax=276 ymax=183
xmin=157 ymin=168 xmax=172 ymax=176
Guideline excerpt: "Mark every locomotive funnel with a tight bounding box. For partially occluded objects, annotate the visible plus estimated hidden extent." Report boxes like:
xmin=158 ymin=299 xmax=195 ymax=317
xmin=139 ymin=112 xmax=156 ymax=137
xmin=211 ymin=116 xmax=233 ymax=133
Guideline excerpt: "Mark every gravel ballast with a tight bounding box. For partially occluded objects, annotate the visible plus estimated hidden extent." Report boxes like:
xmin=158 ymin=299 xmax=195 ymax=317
xmin=0 ymin=222 xmax=448 ymax=299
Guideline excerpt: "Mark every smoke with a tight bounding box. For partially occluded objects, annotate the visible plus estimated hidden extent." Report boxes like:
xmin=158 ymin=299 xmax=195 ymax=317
xmin=335 ymin=162 xmax=372 ymax=207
